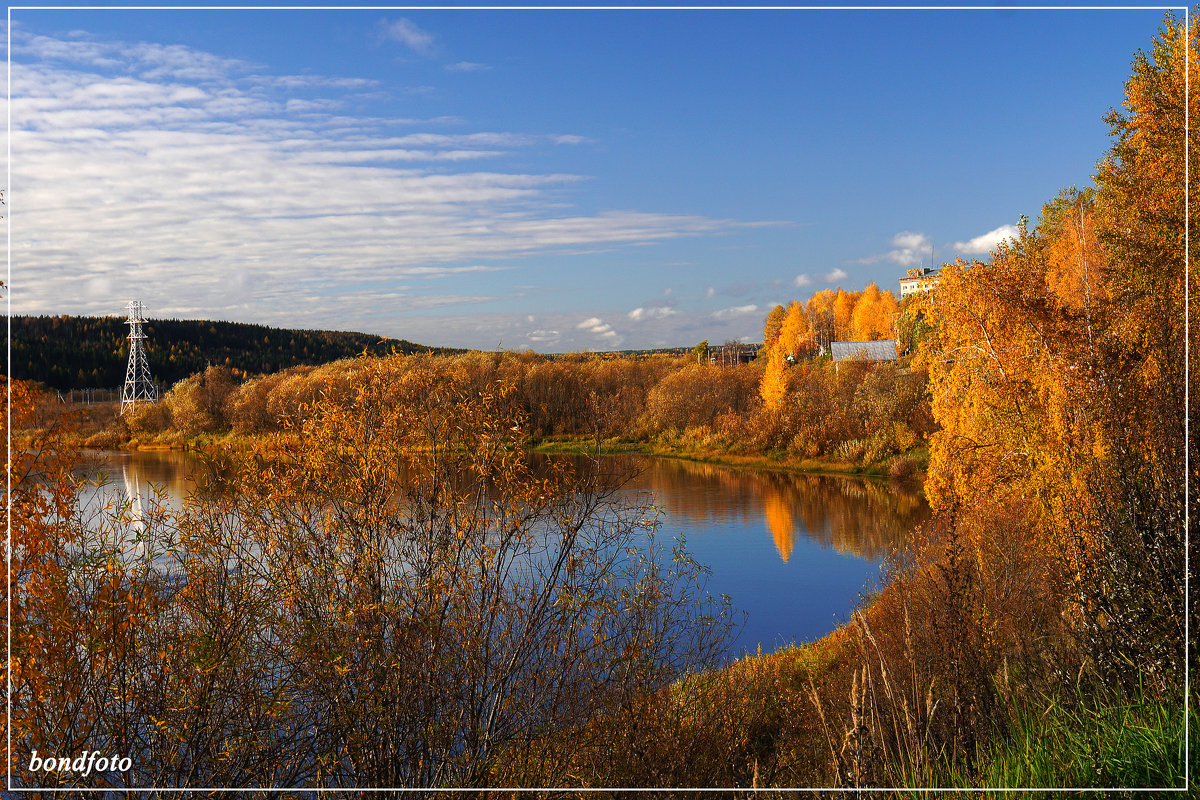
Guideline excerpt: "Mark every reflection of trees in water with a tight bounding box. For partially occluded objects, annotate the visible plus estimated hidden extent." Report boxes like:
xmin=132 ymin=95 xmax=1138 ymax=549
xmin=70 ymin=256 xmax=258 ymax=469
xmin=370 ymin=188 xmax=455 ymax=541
xmin=763 ymin=494 xmax=797 ymax=562
xmin=80 ymin=449 xmax=200 ymax=504
xmin=618 ymin=458 xmax=929 ymax=561
xmin=90 ymin=450 xmax=927 ymax=564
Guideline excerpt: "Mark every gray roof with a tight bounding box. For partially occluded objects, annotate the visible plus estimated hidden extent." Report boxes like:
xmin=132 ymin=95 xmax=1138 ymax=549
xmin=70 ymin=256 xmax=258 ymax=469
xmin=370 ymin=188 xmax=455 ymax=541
xmin=829 ymin=340 xmax=898 ymax=362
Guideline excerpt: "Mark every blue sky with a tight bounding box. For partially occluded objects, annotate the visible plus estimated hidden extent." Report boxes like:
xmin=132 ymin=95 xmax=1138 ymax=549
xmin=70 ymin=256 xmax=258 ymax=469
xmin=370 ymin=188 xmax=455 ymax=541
xmin=8 ymin=4 xmax=1174 ymax=350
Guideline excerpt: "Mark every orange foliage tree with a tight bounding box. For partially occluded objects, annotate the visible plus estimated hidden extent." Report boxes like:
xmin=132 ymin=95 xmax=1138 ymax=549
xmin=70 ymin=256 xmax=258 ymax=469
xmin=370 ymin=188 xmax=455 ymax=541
xmin=832 ymin=290 xmax=857 ymax=342
xmin=7 ymin=355 xmax=733 ymax=790
xmin=758 ymin=282 xmax=901 ymax=416
xmin=762 ymin=304 xmax=785 ymax=351
xmin=759 ymin=301 xmax=806 ymax=409
xmin=917 ymin=12 xmax=1192 ymax=690
xmin=849 ymin=283 xmax=899 ymax=342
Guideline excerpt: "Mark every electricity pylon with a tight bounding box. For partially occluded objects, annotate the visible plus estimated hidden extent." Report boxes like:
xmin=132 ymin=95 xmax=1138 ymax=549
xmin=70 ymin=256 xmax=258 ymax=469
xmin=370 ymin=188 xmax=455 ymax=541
xmin=120 ymin=300 xmax=158 ymax=415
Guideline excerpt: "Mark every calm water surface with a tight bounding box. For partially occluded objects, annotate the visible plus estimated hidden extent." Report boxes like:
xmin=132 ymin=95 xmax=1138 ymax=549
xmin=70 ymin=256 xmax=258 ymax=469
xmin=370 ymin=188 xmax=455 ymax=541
xmin=82 ymin=449 xmax=929 ymax=658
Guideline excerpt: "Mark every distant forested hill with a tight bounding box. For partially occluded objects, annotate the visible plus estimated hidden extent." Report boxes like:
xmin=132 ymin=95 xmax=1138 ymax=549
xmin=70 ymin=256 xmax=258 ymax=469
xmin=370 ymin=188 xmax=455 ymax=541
xmin=8 ymin=315 xmax=452 ymax=391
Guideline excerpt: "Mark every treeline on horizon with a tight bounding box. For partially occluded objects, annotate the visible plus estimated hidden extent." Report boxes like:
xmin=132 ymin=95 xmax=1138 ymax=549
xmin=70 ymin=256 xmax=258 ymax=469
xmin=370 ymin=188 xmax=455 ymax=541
xmin=113 ymin=280 xmax=930 ymax=470
xmin=122 ymin=348 xmax=933 ymax=478
xmin=9 ymin=314 xmax=454 ymax=391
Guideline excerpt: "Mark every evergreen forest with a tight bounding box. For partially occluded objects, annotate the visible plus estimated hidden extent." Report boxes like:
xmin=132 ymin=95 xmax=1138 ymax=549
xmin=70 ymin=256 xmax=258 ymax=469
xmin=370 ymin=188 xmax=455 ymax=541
xmin=9 ymin=315 xmax=448 ymax=390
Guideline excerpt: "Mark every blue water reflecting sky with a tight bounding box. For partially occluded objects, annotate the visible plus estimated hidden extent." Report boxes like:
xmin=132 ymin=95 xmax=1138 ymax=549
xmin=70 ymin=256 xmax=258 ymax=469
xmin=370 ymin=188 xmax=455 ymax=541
xmin=86 ymin=449 xmax=928 ymax=658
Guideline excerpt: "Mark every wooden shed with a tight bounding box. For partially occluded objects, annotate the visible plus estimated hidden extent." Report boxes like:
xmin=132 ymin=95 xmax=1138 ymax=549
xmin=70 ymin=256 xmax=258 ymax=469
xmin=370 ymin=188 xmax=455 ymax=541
xmin=829 ymin=340 xmax=899 ymax=363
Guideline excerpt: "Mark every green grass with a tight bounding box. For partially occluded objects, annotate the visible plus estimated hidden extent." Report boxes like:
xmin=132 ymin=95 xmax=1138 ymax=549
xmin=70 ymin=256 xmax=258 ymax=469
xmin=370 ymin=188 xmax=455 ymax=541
xmin=934 ymin=681 xmax=1187 ymax=792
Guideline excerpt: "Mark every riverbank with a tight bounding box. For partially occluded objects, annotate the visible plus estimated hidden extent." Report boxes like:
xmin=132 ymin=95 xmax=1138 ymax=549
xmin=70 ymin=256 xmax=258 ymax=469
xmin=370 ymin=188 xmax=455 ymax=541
xmin=41 ymin=413 xmax=929 ymax=485
xmin=24 ymin=410 xmax=1185 ymax=790
xmin=531 ymin=434 xmax=929 ymax=483
xmin=53 ymin=416 xmax=913 ymax=786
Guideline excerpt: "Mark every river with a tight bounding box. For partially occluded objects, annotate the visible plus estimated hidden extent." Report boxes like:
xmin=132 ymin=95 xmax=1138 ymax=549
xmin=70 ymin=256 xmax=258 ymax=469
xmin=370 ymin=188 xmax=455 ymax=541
xmin=80 ymin=448 xmax=928 ymax=659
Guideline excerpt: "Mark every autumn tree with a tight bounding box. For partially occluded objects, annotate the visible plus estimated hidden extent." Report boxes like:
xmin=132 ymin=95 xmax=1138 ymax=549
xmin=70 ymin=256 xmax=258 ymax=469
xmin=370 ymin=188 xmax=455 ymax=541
xmin=762 ymin=304 xmax=785 ymax=349
xmin=917 ymin=12 xmax=1192 ymax=694
xmin=895 ymin=293 xmax=932 ymax=354
xmin=758 ymin=348 xmax=789 ymax=411
xmin=8 ymin=354 xmax=733 ymax=790
xmin=832 ymin=290 xmax=858 ymax=342
xmin=759 ymin=301 xmax=808 ymax=409
xmin=849 ymin=283 xmax=899 ymax=341
xmin=1084 ymin=11 xmax=1192 ymax=687
xmin=7 ymin=379 xmax=319 ymax=790
xmin=227 ymin=356 xmax=735 ymax=787
xmin=805 ymin=290 xmax=837 ymax=353
xmin=777 ymin=300 xmax=808 ymax=359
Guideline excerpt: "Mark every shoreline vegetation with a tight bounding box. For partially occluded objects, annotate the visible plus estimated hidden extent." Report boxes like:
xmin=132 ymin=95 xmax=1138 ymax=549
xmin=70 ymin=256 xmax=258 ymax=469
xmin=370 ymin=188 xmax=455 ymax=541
xmin=49 ymin=417 xmax=931 ymax=484
xmin=7 ymin=14 xmax=1192 ymax=792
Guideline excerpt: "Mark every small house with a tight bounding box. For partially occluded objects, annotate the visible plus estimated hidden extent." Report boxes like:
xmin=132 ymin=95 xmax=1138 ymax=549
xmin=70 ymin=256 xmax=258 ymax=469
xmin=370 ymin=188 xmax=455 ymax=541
xmin=829 ymin=340 xmax=899 ymax=364
xmin=899 ymin=267 xmax=940 ymax=297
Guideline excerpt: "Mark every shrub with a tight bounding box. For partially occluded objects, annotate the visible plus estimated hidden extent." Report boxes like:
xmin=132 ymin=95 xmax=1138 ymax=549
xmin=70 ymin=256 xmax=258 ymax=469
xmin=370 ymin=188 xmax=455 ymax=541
xmin=887 ymin=456 xmax=917 ymax=481
xmin=125 ymin=396 xmax=171 ymax=433
xmin=9 ymin=356 xmax=735 ymax=790
xmin=644 ymin=363 xmax=761 ymax=434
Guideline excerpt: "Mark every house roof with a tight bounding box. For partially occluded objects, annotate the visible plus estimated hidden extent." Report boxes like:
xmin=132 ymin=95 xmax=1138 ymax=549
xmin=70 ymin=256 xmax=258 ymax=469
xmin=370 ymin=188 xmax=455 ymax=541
xmin=829 ymin=340 xmax=898 ymax=361
xmin=899 ymin=269 xmax=940 ymax=284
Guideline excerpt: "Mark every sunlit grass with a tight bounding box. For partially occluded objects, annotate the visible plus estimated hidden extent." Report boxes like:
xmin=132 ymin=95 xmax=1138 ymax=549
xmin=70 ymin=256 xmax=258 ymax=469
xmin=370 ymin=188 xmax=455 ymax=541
xmin=930 ymin=682 xmax=1188 ymax=791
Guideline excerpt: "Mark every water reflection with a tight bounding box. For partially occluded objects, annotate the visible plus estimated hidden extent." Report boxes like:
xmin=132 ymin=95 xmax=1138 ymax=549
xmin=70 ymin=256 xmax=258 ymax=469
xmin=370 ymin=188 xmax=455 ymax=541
xmin=80 ymin=449 xmax=200 ymax=502
xmin=80 ymin=449 xmax=929 ymax=652
xmin=120 ymin=461 xmax=146 ymax=555
xmin=75 ymin=450 xmax=203 ymax=568
xmin=596 ymin=456 xmax=927 ymax=563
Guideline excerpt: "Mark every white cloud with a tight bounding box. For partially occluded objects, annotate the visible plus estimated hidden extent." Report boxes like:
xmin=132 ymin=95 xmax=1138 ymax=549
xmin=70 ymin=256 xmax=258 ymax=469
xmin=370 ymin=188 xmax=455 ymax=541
xmin=705 ymin=286 xmax=716 ymax=298
xmin=885 ymin=232 xmax=931 ymax=267
xmin=86 ymin=276 xmax=113 ymax=297
xmin=711 ymin=304 xmax=758 ymax=320
xmin=890 ymin=231 xmax=927 ymax=250
xmin=527 ymin=329 xmax=560 ymax=342
xmin=628 ymin=306 xmax=677 ymax=321
xmin=446 ymin=61 xmax=491 ymax=72
xmin=377 ymin=18 xmax=436 ymax=55
xmin=823 ymin=268 xmax=849 ymax=283
xmin=568 ymin=316 xmax=620 ymax=346
xmin=951 ymin=224 xmax=1020 ymax=255
xmin=285 ymin=98 xmax=344 ymax=114
xmin=263 ymin=74 xmax=379 ymax=90
xmin=403 ymin=266 xmax=510 ymax=278
xmin=10 ymin=28 xmax=750 ymax=325
xmin=575 ymin=317 xmax=613 ymax=335
xmin=793 ymin=273 xmax=812 ymax=287
xmin=855 ymin=231 xmax=932 ymax=268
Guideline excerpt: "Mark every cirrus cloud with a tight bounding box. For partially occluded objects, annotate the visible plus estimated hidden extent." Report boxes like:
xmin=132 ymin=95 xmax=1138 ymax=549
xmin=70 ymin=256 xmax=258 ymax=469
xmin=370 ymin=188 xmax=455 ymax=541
xmin=10 ymin=25 xmax=754 ymax=332
xmin=446 ymin=61 xmax=491 ymax=72
xmin=711 ymin=304 xmax=758 ymax=320
xmin=377 ymin=18 xmax=436 ymax=55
